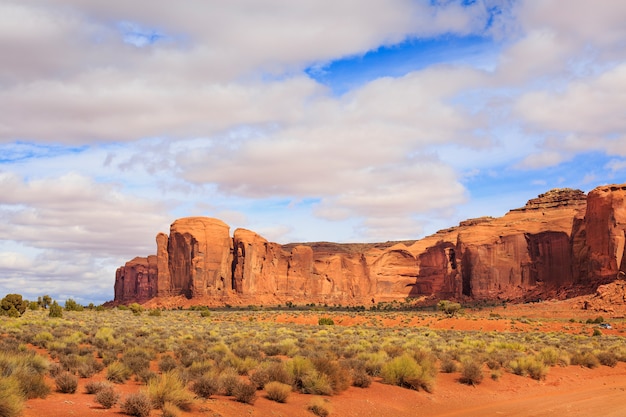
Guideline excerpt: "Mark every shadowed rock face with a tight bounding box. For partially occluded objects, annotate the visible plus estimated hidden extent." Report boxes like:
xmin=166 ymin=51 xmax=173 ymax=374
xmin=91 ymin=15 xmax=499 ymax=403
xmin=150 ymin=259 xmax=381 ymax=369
xmin=114 ymin=184 xmax=626 ymax=305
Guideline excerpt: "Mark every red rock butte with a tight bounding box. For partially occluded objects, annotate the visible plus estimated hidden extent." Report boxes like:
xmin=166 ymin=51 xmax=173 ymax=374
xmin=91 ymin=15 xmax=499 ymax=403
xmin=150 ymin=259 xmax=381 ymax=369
xmin=114 ymin=184 xmax=626 ymax=307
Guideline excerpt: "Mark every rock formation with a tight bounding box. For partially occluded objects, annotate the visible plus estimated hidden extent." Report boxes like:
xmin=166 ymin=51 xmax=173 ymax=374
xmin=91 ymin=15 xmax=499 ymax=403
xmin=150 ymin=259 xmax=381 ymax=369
xmin=114 ymin=184 xmax=626 ymax=306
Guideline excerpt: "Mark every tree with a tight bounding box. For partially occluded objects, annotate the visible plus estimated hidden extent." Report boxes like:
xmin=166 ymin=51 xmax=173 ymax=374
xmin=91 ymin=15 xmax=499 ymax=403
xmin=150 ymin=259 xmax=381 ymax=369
xmin=38 ymin=295 xmax=52 ymax=309
xmin=64 ymin=298 xmax=84 ymax=311
xmin=49 ymin=301 xmax=63 ymax=318
xmin=1 ymin=293 xmax=28 ymax=317
xmin=437 ymin=300 xmax=462 ymax=317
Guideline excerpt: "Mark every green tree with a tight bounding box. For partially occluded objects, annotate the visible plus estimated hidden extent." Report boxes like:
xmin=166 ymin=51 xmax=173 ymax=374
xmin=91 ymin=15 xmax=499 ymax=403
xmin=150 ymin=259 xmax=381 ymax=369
xmin=1 ymin=293 xmax=28 ymax=317
xmin=38 ymin=295 xmax=52 ymax=309
xmin=49 ymin=301 xmax=63 ymax=318
xmin=64 ymin=298 xmax=84 ymax=311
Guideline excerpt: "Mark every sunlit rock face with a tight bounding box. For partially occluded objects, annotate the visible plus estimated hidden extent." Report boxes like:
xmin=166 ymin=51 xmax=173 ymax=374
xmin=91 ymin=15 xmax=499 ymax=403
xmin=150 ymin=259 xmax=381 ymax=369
xmin=113 ymin=184 xmax=626 ymax=306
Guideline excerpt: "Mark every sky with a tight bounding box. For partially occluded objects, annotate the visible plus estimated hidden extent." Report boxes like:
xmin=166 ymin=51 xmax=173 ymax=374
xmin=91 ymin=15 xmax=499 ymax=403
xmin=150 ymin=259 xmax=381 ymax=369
xmin=1 ymin=0 xmax=626 ymax=305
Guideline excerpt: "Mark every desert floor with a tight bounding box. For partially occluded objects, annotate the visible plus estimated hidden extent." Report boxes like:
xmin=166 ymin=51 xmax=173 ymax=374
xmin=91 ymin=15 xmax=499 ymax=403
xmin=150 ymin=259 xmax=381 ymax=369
xmin=18 ymin=297 xmax=626 ymax=417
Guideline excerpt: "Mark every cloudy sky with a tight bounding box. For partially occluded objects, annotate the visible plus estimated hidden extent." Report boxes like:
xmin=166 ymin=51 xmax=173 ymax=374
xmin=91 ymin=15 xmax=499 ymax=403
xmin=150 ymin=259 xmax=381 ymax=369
xmin=1 ymin=0 xmax=626 ymax=304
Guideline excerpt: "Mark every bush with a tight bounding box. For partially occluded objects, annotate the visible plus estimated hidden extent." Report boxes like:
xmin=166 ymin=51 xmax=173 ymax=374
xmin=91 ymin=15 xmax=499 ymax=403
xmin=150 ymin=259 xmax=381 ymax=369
xmin=218 ymin=368 xmax=240 ymax=396
xmin=161 ymin=401 xmax=180 ymax=417
xmin=440 ymin=358 xmax=458 ymax=373
xmin=264 ymin=381 xmax=291 ymax=403
xmin=85 ymin=380 xmax=111 ymax=395
xmin=121 ymin=392 xmax=152 ymax=417
xmin=381 ymin=354 xmax=435 ymax=392
xmin=437 ymin=300 xmax=461 ymax=317
xmin=0 ymin=377 xmax=24 ymax=417
xmin=107 ymin=362 xmax=132 ymax=383
xmin=191 ymin=374 xmax=220 ymax=399
xmin=129 ymin=303 xmax=144 ymax=316
xmin=570 ymin=351 xmax=600 ymax=368
xmin=318 ymin=317 xmax=335 ymax=325
xmin=55 ymin=372 xmax=78 ymax=393
xmin=312 ymin=357 xmax=351 ymax=394
xmin=351 ymin=368 xmax=372 ymax=388
xmin=308 ymin=397 xmax=331 ymax=417
xmin=459 ymin=359 xmax=484 ymax=386
xmin=147 ymin=371 xmax=193 ymax=411
xmin=148 ymin=309 xmax=162 ymax=317
xmin=64 ymin=299 xmax=84 ymax=311
xmin=95 ymin=386 xmax=120 ymax=409
xmin=597 ymin=351 xmax=618 ymax=367
xmin=158 ymin=355 xmax=178 ymax=373
xmin=233 ymin=381 xmax=257 ymax=404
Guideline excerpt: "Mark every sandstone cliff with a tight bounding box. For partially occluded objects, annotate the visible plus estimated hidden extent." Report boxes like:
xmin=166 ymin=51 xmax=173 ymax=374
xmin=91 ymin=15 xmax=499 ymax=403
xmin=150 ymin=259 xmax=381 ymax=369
xmin=114 ymin=184 xmax=626 ymax=306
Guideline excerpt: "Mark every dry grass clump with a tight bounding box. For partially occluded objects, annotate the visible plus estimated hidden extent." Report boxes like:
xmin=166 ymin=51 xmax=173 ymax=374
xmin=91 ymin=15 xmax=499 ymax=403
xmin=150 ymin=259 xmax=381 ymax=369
xmin=508 ymin=356 xmax=549 ymax=380
xmin=85 ymin=380 xmax=112 ymax=394
xmin=233 ymin=380 xmax=257 ymax=404
xmin=569 ymin=351 xmax=600 ymax=368
xmin=191 ymin=373 xmax=220 ymax=399
xmin=458 ymin=359 xmax=484 ymax=386
xmin=106 ymin=361 xmax=132 ymax=383
xmin=264 ymin=381 xmax=292 ymax=403
xmin=0 ymin=377 xmax=24 ymax=417
xmin=146 ymin=371 xmax=193 ymax=411
xmin=308 ymin=397 xmax=331 ymax=417
xmin=54 ymin=372 xmax=78 ymax=393
xmin=597 ymin=351 xmax=618 ymax=367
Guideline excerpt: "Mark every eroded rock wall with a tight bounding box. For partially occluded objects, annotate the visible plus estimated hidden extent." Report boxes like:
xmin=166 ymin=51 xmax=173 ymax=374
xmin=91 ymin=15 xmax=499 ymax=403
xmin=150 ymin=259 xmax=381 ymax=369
xmin=114 ymin=184 xmax=626 ymax=306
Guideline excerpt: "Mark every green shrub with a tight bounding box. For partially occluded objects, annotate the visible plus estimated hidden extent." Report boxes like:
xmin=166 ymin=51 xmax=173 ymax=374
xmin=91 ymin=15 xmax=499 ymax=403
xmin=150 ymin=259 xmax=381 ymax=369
xmin=264 ymin=381 xmax=291 ymax=403
xmin=147 ymin=371 xmax=193 ymax=411
xmin=106 ymin=362 xmax=132 ymax=383
xmin=95 ymin=386 xmax=120 ymax=409
xmin=233 ymin=380 xmax=257 ymax=404
xmin=381 ymin=354 xmax=435 ymax=392
xmin=121 ymin=392 xmax=152 ymax=417
xmin=301 ymin=371 xmax=333 ymax=395
xmin=129 ymin=303 xmax=144 ymax=316
xmin=459 ymin=359 xmax=484 ymax=386
xmin=49 ymin=301 xmax=63 ymax=318
xmin=318 ymin=317 xmax=335 ymax=325
xmin=437 ymin=300 xmax=461 ymax=317
xmin=64 ymin=299 xmax=84 ymax=311
xmin=0 ymin=294 xmax=28 ymax=317
xmin=55 ymin=372 xmax=78 ymax=393
xmin=148 ymin=309 xmax=162 ymax=317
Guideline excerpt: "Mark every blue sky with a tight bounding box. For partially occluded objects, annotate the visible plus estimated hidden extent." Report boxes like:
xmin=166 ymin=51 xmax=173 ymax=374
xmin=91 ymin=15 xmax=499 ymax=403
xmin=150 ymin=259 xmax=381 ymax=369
xmin=0 ymin=0 xmax=625 ymax=304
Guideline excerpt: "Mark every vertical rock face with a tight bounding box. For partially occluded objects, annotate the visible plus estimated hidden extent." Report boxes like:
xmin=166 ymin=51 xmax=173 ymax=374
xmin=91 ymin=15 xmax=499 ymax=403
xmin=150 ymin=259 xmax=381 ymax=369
xmin=113 ymin=184 xmax=626 ymax=306
xmin=114 ymin=256 xmax=158 ymax=303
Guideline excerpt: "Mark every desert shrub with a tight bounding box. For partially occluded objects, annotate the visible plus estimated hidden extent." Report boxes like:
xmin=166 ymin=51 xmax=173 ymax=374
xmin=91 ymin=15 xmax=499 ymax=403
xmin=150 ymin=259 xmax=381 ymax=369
xmin=85 ymin=380 xmax=111 ymax=394
xmin=107 ymin=361 xmax=132 ymax=383
xmin=570 ymin=351 xmax=600 ymax=368
xmin=440 ymin=357 xmax=458 ymax=373
xmin=361 ymin=351 xmax=388 ymax=376
xmin=437 ymin=300 xmax=461 ymax=317
xmin=592 ymin=328 xmax=602 ymax=337
xmin=121 ymin=392 xmax=152 ymax=417
xmin=123 ymin=348 xmax=152 ymax=374
xmin=158 ymin=355 xmax=178 ymax=372
xmin=308 ymin=397 xmax=331 ymax=417
xmin=264 ymin=381 xmax=291 ymax=403
xmin=191 ymin=373 xmax=220 ymax=399
xmin=128 ymin=303 xmax=144 ymax=315
xmin=459 ymin=359 xmax=484 ymax=386
xmin=312 ymin=357 xmax=351 ymax=394
xmin=537 ymin=347 xmax=560 ymax=366
xmin=0 ymin=377 xmax=24 ymax=417
xmin=55 ymin=372 xmax=78 ymax=393
xmin=200 ymin=310 xmax=211 ymax=318
xmin=148 ymin=309 xmax=162 ymax=317
xmin=286 ymin=356 xmax=315 ymax=391
xmin=318 ymin=317 xmax=335 ymax=326
xmin=351 ymin=368 xmax=372 ymax=388
xmin=233 ymin=380 xmax=257 ymax=404
xmin=381 ymin=354 xmax=435 ymax=392
xmin=95 ymin=385 xmax=120 ymax=409
xmin=301 ymin=371 xmax=333 ymax=395
xmin=161 ymin=401 xmax=179 ymax=417
xmin=15 ymin=370 xmax=50 ymax=399
xmin=597 ymin=351 xmax=618 ymax=367
xmin=147 ymin=371 xmax=193 ymax=411
xmin=218 ymin=367 xmax=240 ymax=396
